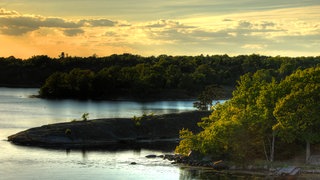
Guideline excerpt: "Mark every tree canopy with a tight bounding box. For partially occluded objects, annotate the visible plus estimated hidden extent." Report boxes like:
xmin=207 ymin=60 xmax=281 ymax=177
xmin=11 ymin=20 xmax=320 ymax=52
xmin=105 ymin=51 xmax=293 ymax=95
xmin=175 ymin=66 xmax=320 ymax=163
xmin=0 ymin=54 xmax=319 ymax=99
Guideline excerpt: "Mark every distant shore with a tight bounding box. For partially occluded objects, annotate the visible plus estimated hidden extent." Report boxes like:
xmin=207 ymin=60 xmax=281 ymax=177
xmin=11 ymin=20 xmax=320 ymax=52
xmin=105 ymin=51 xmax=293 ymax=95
xmin=0 ymin=85 xmax=234 ymax=101
xmin=37 ymin=86 xmax=234 ymax=101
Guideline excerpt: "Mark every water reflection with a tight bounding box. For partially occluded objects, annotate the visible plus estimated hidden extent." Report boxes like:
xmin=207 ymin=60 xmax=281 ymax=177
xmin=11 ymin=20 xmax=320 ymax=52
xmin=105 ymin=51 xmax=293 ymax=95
xmin=0 ymin=88 xmax=197 ymax=129
xmin=81 ymin=149 xmax=88 ymax=160
xmin=65 ymin=148 xmax=88 ymax=161
xmin=66 ymin=148 xmax=71 ymax=155
xmin=0 ymin=87 xmax=226 ymax=180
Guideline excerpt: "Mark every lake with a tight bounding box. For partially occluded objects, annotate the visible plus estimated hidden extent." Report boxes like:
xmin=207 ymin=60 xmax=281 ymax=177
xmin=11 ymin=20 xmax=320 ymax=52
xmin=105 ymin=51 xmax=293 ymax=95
xmin=0 ymin=87 xmax=209 ymax=180
xmin=2 ymin=88 xmax=314 ymax=180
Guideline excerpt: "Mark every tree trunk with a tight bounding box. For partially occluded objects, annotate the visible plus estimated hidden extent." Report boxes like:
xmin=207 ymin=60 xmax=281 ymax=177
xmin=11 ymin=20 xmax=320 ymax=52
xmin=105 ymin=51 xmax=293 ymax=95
xmin=270 ymin=131 xmax=275 ymax=162
xmin=306 ymin=141 xmax=310 ymax=164
xmin=263 ymin=140 xmax=269 ymax=161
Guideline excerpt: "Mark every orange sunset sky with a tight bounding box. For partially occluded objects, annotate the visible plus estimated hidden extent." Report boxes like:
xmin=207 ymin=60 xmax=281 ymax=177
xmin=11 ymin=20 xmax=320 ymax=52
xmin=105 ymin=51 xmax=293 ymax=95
xmin=0 ymin=0 xmax=319 ymax=58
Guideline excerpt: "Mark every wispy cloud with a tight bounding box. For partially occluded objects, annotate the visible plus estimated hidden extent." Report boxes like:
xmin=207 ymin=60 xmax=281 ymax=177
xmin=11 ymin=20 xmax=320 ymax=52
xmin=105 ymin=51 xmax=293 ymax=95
xmin=0 ymin=8 xmax=19 ymax=15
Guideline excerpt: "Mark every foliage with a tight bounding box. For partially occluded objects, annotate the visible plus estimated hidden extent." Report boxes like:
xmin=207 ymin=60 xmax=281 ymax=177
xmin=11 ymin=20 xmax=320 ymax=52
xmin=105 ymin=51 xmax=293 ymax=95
xmin=273 ymin=67 xmax=320 ymax=162
xmin=81 ymin=113 xmax=89 ymax=121
xmin=193 ymin=84 xmax=224 ymax=110
xmin=65 ymin=128 xmax=72 ymax=135
xmin=273 ymin=67 xmax=320 ymax=141
xmin=0 ymin=54 xmax=319 ymax=100
xmin=132 ymin=116 xmax=142 ymax=126
xmin=39 ymin=69 xmax=94 ymax=99
xmin=176 ymin=66 xmax=320 ymax=163
xmin=132 ymin=113 xmax=154 ymax=126
xmin=71 ymin=113 xmax=90 ymax=122
xmin=175 ymin=128 xmax=197 ymax=156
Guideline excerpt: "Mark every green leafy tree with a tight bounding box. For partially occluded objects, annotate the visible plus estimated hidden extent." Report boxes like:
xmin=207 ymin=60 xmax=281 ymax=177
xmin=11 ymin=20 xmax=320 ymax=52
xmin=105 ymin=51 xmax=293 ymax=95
xmin=165 ymin=64 xmax=182 ymax=88
xmin=274 ymin=67 xmax=320 ymax=163
xmin=39 ymin=72 xmax=71 ymax=98
xmin=93 ymin=66 xmax=120 ymax=97
xmin=256 ymin=79 xmax=281 ymax=162
xmin=175 ymin=129 xmax=197 ymax=156
xmin=68 ymin=68 xmax=95 ymax=98
xmin=178 ymin=69 xmax=288 ymax=162
xmin=193 ymin=85 xmax=224 ymax=110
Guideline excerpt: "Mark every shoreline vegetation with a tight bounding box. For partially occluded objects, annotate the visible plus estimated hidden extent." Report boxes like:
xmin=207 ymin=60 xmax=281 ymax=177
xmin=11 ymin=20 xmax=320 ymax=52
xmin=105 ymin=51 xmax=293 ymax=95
xmin=1 ymin=54 xmax=319 ymax=101
xmin=3 ymin=53 xmax=320 ymax=178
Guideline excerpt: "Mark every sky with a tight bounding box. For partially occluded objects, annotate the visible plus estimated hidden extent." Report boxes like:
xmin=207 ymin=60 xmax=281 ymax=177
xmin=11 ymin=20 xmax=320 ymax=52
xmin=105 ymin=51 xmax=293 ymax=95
xmin=0 ymin=0 xmax=319 ymax=58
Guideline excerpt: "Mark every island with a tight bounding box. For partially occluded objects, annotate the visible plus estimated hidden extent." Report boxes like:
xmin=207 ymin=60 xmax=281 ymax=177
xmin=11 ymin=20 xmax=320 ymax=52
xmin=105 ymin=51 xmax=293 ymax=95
xmin=8 ymin=111 xmax=211 ymax=150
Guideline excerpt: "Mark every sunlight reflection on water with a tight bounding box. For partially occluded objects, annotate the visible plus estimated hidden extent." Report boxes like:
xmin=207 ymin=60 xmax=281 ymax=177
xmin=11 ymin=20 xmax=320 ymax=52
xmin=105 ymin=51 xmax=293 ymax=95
xmin=0 ymin=88 xmax=191 ymax=180
xmin=1 ymin=88 xmax=316 ymax=179
xmin=0 ymin=88 xmax=239 ymax=180
xmin=0 ymin=87 xmax=200 ymax=129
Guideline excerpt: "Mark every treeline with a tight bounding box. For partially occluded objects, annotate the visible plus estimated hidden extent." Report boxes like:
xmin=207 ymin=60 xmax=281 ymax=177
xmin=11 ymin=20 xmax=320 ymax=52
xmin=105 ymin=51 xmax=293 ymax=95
xmin=175 ymin=66 xmax=320 ymax=163
xmin=0 ymin=54 xmax=319 ymax=99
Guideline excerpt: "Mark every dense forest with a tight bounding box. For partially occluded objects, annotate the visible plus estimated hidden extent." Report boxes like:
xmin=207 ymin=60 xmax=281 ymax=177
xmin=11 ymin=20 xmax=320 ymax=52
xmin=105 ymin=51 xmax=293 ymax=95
xmin=176 ymin=66 xmax=320 ymax=164
xmin=0 ymin=54 xmax=319 ymax=100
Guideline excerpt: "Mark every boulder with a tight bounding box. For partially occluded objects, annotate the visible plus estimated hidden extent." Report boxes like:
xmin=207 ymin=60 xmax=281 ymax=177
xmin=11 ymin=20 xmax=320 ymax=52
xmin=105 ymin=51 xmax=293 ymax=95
xmin=145 ymin=155 xmax=157 ymax=158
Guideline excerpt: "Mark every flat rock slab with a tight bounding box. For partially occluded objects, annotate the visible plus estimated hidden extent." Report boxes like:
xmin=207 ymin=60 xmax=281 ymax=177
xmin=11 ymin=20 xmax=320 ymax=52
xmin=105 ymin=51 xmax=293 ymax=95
xmin=8 ymin=111 xmax=211 ymax=149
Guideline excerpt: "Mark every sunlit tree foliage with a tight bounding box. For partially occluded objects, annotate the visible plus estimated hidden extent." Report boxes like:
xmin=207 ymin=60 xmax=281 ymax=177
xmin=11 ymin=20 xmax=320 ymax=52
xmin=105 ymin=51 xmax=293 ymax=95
xmin=176 ymin=66 xmax=320 ymax=163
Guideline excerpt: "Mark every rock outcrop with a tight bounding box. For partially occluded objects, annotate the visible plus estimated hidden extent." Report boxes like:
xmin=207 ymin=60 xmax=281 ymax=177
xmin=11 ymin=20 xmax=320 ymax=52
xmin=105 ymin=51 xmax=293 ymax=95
xmin=8 ymin=111 xmax=211 ymax=150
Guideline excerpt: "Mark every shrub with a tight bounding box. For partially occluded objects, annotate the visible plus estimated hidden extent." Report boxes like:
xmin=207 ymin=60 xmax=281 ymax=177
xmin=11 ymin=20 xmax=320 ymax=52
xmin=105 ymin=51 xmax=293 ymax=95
xmin=65 ymin=128 xmax=72 ymax=135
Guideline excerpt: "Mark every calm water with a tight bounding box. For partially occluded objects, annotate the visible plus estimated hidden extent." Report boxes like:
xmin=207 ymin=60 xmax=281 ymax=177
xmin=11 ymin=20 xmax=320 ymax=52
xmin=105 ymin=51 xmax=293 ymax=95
xmin=1 ymin=88 xmax=314 ymax=180
xmin=0 ymin=87 xmax=200 ymax=180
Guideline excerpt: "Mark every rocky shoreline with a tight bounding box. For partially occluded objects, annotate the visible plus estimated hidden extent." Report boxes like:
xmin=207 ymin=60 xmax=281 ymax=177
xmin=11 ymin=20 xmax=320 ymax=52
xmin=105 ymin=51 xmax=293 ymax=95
xmin=8 ymin=111 xmax=211 ymax=150
xmin=8 ymin=110 xmax=320 ymax=178
xmin=142 ymin=153 xmax=320 ymax=179
xmin=5 ymin=109 xmax=254 ymax=178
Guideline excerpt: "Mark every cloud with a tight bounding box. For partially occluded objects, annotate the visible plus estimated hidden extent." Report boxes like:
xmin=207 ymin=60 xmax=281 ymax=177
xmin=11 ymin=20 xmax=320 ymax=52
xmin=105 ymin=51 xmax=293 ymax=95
xmin=129 ymin=14 xmax=320 ymax=56
xmin=2 ymin=0 xmax=320 ymax=22
xmin=0 ymin=15 xmax=80 ymax=35
xmin=146 ymin=19 xmax=195 ymax=29
xmin=260 ymin=21 xmax=275 ymax=29
xmin=63 ymin=28 xmax=84 ymax=36
xmin=142 ymin=19 xmax=286 ymax=47
xmin=0 ymin=4 xmax=319 ymax=58
xmin=238 ymin=21 xmax=252 ymax=29
xmin=0 ymin=25 xmax=38 ymax=36
xmin=0 ymin=8 xmax=19 ymax=15
xmin=223 ymin=19 xmax=233 ymax=22
xmin=242 ymin=44 xmax=266 ymax=50
xmin=41 ymin=17 xmax=80 ymax=28
xmin=79 ymin=19 xmax=116 ymax=27
xmin=0 ymin=8 xmax=116 ymax=36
